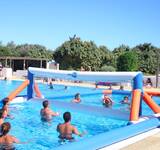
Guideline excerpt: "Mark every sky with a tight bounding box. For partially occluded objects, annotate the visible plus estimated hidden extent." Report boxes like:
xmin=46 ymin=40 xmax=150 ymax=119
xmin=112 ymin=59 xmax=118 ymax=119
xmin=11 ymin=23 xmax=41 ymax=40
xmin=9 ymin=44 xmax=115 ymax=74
xmin=0 ymin=0 xmax=160 ymax=50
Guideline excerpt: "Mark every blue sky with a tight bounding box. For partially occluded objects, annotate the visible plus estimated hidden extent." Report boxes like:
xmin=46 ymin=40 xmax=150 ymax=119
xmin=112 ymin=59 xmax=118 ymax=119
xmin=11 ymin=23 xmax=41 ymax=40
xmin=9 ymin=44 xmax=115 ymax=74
xmin=0 ymin=0 xmax=160 ymax=50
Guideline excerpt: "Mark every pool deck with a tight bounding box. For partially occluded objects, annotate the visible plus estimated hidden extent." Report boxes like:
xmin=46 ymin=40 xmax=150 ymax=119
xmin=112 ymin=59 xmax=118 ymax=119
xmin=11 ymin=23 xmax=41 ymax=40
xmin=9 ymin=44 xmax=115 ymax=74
xmin=121 ymin=131 xmax=160 ymax=150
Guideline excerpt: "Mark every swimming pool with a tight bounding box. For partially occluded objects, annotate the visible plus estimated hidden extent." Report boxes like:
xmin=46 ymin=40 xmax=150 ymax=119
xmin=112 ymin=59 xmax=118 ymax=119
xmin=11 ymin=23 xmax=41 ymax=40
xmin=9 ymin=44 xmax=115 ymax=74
xmin=0 ymin=80 xmax=160 ymax=149
xmin=7 ymin=100 xmax=127 ymax=150
xmin=0 ymin=80 xmax=159 ymax=116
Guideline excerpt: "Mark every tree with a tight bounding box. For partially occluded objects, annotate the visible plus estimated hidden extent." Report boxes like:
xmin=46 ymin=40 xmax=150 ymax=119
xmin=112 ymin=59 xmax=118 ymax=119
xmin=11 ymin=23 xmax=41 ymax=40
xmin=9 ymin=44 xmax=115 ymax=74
xmin=132 ymin=43 xmax=157 ymax=74
xmin=53 ymin=36 xmax=112 ymax=71
xmin=117 ymin=51 xmax=138 ymax=71
xmin=112 ymin=45 xmax=130 ymax=67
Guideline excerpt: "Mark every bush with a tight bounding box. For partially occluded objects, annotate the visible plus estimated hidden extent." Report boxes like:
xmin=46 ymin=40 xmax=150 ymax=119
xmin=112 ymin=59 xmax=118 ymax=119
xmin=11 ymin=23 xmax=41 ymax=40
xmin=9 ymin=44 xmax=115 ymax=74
xmin=99 ymin=65 xmax=116 ymax=72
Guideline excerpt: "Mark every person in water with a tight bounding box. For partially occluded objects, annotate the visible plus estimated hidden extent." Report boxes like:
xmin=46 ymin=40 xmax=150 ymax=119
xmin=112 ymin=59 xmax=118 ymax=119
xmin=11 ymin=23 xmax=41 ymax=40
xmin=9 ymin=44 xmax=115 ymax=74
xmin=40 ymin=100 xmax=59 ymax=122
xmin=57 ymin=112 xmax=85 ymax=141
xmin=102 ymin=94 xmax=113 ymax=107
xmin=64 ymin=86 xmax=68 ymax=90
xmin=1 ymin=98 xmax=12 ymax=119
xmin=49 ymin=81 xmax=53 ymax=89
xmin=0 ymin=122 xmax=20 ymax=150
xmin=120 ymin=96 xmax=130 ymax=105
xmin=0 ymin=109 xmax=4 ymax=126
xmin=72 ymin=93 xmax=81 ymax=103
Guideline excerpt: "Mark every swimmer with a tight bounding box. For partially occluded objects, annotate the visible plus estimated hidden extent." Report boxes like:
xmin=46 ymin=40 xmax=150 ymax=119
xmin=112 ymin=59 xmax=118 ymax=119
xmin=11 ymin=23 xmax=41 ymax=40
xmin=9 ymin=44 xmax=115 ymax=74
xmin=0 ymin=109 xmax=4 ymax=126
xmin=120 ymin=96 xmax=130 ymax=105
xmin=49 ymin=81 xmax=53 ymax=89
xmin=40 ymin=100 xmax=59 ymax=122
xmin=1 ymin=98 xmax=13 ymax=119
xmin=64 ymin=86 xmax=68 ymax=90
xmin=102 ymin=95 xmax=113 ymax=107
xmin=57 ymin=112 xmax=86 ymax=141
xmin=0 ymin=122 xmax=26 ymax=149
xmin=72 ymin=93 xmax=81 ymax=103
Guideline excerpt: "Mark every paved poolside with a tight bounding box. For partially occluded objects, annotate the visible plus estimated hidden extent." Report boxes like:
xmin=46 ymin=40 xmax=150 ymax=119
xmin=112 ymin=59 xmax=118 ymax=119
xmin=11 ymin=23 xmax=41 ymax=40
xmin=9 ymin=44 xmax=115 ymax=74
xmin=121 ymin=132 xmax=160 ymax=150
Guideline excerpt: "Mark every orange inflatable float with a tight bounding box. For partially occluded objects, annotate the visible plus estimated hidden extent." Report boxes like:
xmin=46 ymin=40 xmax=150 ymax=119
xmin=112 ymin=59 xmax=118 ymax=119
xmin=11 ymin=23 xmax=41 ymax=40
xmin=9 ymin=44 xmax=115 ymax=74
xmin=102 ymin=90 xmax=112 ymax=94
xmin=143 ymin=92 xmax=160 ymax=113
xmin=144 ymin=90 xmax=160 ymax=96
xmin=34 ymin=83 xmax=43 ymax=98
xmin=8 ymin=80 xmax=30 ymax=101
xmin=130 ymin=89 xmax=141 ymax=121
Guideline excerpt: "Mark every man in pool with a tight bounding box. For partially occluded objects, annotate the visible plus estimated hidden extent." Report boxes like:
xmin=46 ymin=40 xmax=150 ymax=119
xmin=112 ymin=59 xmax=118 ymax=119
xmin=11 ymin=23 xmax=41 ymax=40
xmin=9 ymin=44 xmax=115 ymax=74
xmin=57 ymin=112 xmax=85 ymax=141
xmin=40 ymin=100 xmax=59 ymax=122
xmin=120 ymin=96 xmax=130 ymax=105
xmin=72 ymin=93 xmax=81 ymax=103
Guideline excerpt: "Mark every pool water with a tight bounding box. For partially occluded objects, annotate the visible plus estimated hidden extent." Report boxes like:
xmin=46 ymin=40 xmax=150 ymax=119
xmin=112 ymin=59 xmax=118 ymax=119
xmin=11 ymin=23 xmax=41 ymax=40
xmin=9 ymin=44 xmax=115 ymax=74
xmin=0 ymin=80 xmax=159 ymax=115
xmin=7 ymin=100 xmax=127 ymax=150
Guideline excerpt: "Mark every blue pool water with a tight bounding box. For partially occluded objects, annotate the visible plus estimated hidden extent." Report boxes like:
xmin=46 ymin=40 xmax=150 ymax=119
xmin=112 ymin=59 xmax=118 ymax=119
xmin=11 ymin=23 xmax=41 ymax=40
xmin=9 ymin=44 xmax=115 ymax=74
xmin=0 ymin=80 xmax=160 ymax=149
xmin=0 ymin=80 xmax=159 ymax=115
xmin=8 ymin=100 xmax=127 ymax=150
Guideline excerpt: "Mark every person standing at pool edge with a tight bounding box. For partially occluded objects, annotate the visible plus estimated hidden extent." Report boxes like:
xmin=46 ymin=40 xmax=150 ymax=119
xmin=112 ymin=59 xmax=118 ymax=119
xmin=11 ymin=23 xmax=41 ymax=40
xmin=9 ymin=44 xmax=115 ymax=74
xmin=40 ymin=100 xmax=59 ymax=122
xmin=57 ymin=112 xmax=85 ymax=141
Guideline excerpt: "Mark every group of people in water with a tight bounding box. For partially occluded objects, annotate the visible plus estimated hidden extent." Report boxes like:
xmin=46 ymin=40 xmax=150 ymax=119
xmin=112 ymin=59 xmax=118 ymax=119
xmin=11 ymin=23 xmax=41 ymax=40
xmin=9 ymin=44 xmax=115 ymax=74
xmin=40 ymin=100 xmax=85 ymax=141
xmin=0 ymin=95 xmax=85 ymax=150
xmin=0 ymin=98 xmax=22 ymax=150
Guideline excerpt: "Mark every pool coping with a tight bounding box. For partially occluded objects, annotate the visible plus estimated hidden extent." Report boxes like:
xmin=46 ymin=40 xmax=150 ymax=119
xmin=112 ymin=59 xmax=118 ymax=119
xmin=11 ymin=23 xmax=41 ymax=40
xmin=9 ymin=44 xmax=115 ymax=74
xmin=53 ymin=117 xmax=160 ymax=150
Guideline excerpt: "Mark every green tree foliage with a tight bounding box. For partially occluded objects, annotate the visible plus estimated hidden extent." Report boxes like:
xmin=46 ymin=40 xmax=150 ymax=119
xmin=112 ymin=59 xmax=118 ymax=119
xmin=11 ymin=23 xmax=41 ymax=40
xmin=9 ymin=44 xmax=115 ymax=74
xmin=53 ymin=36 xmax=112 ymax=71
xmin=132 ymin=43 xmax=158 ymax=74
xmin=117 ymin=51 xmax=138 ymax=71
xmin=112 ymin=45 xmax=130 ymax=67
xmin=99 ymin=65 xmax=116 ymax=72
xmin=0 ymin=42 xmax=53 ymax=60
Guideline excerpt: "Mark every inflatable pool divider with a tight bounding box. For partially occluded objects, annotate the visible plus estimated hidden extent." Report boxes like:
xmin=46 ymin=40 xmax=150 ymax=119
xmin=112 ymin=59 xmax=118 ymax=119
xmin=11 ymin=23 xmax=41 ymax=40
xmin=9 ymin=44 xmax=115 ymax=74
xmin=7 ymin=79 xmax=29 ymax=101
xmin=27 ymin=67 xmax=160 ymax=122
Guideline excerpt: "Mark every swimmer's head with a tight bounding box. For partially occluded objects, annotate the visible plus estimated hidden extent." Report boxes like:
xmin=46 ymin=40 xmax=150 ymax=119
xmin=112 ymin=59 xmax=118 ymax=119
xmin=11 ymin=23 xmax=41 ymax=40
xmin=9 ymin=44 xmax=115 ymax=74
xmin=0 ymin=109 xmax=4 ymax=119
xmin=43 ymin=100 xmax=49 ymax=108
xmin=75 ymin=93 xmax=80 ymax=99
xmin=63 ymin=112 xmax=71 ymax=123
xmin=2 ymin=98 xmax=9 ymax=106
xmin=1 ymin=122 xmax=11 ymax=136
xmin=124 ymin=96 xmax=128 ymax=99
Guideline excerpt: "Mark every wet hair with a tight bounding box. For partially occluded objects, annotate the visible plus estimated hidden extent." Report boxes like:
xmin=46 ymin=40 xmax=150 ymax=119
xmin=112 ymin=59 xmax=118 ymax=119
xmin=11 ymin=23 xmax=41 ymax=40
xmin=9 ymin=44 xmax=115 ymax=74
xmin=43 ymin=100 xmax=49 ymax=108
xmin=0 ymin=109 xmax=4 ymax=119
xmin=124 ymin=96 xmax=128 ymax=99
xmin=2 ymin=98 xmax=9 ymax=106
xmin=0 ymin=122 xmax=11 ymax=136
xmin=75 ymin=93 xmax=80 ymax=99
xmin=63 ymin=112 xmax=71 ymax=123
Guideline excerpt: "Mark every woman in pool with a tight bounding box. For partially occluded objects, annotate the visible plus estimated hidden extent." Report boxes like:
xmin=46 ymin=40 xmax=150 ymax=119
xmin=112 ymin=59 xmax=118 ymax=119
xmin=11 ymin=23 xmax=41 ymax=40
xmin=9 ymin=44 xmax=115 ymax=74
xmin=72 ymin=93 xmax=81 ymax=103
xmin=1 ymin=98 xmax=12 ymax=119
xmin=57 ymin=112 xmax=85 ymax=141
xmin=40 ymin=100 xmax=59 ymax=122
xmin=0 ymin=109 xmax=4 ymax=126
xmin=102 ymin=94 xmax=113 ymax=107
xmin=120 ymin=96 xmax=130 ymax=105
xmin=0 ymin=122 xmax=20 ymax=150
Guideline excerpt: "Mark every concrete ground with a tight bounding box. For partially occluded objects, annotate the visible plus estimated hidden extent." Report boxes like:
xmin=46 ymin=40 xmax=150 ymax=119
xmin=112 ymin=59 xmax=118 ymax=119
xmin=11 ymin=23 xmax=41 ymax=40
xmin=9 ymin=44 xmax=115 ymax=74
xmin=121 ymin=132 xmax=160 ymax=150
